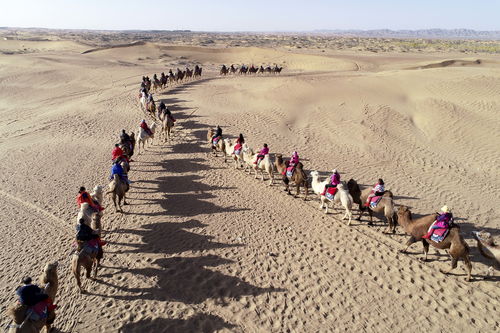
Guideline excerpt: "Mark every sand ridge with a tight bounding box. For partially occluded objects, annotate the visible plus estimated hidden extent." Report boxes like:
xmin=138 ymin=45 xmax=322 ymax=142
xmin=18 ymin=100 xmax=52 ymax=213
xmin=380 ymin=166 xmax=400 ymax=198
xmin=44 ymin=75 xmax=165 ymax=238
xmin=0 ymin=39 xmax=499 ymax=332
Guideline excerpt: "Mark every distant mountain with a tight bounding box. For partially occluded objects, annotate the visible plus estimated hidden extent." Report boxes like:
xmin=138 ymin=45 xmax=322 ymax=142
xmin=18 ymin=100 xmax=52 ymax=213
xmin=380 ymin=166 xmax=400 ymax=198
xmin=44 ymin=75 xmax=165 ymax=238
xmin=312 ymin=29 xmax=500 ymax=40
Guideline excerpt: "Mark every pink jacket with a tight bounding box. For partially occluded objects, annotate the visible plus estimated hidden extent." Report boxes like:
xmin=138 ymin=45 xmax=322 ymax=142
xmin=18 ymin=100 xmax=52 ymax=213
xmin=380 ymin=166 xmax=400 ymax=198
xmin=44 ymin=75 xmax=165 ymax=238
xmin=330 ymin=173 xmax=340 ymax=185
xmin=259 ymin=147 xmax=269 ymax=155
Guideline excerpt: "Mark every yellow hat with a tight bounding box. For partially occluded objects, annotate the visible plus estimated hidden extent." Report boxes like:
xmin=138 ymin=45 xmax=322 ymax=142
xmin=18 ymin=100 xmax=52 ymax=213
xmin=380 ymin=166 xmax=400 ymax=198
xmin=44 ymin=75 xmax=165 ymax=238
xmin=440 ymin=205 xmax=449 ymax=213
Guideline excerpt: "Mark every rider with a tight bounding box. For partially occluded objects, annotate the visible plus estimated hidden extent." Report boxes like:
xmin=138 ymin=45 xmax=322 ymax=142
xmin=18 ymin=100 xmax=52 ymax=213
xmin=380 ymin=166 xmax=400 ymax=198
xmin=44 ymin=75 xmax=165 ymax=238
xmin=15 ymin=277 xmax=57 ymax=318
xmin=254 ymin=143 xmax=269 ymax=165
xmin=233 ymin=133 xmax=245 ymax=154
xmin=212 ymin=125 xmax=222 ymax=143
xmin=111 ymin=143 xmax=124 ymax=162
xmin=365 ymin=179 xmax=385 ymax=207
xmin=289 ymin=151 xmax=300 ymax=167
xmin=76 ymin=187 xmax=103 ymax=212
xmin=120 ymin=129 xmax=131 ymax=144
xmin=322 ymin=169 xmax=341 ymax=195
xmin=140 ymin=119 xmax=153 ymax=136
xmin=110 ymin=158 xmax=130 ymax=184
xmin=423 ymin=206 xmax=454 ymax=241
xmin=76 ymin=218 xmax=106 ymax=250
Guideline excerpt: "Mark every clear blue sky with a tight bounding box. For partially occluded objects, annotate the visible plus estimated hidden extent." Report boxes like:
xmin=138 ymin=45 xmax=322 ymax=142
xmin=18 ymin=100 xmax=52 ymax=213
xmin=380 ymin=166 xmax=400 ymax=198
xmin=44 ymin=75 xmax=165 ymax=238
xmin=1 ymin=0 xmax=498 ymax=31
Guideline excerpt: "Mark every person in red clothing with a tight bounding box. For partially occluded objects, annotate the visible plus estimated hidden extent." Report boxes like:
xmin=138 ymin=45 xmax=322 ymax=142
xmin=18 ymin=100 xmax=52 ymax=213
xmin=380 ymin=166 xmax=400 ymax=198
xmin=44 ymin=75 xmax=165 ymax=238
xmin=140 ymin=119 xmax=153 ymax=136
xmin=76 ymin=187 xmax=103 ymax=212
xmin=111 ymin=144 xmax=124 ymax=162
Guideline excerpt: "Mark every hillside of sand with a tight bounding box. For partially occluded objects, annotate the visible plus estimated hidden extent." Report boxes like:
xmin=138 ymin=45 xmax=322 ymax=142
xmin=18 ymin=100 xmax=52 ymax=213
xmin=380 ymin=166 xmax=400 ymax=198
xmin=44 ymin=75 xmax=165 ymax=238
xmin=0 ymin=38 xmax=499 ymax=332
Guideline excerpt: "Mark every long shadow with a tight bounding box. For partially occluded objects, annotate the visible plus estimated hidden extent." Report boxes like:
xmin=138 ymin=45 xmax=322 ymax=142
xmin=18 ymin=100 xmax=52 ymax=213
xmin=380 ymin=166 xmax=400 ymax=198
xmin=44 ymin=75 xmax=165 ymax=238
xmin=119 ymin=313 xmax=235 ymax=333
xmin=94 ymin=255 xmax=282 ymax=304
xmin=110 ymin=219 xmax=241 ymax=255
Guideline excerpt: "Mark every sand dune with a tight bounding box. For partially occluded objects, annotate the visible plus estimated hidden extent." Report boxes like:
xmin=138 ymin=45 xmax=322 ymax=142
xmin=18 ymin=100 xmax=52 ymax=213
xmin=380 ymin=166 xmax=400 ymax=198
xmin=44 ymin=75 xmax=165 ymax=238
xmin=0 ymin=39 xmax=499 ymax=332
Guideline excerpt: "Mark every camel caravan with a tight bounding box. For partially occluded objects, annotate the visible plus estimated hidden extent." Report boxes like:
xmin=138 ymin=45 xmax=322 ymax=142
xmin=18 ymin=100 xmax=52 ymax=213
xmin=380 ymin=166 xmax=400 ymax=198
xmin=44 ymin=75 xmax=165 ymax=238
xmin=206 ymin=125 xmax=500 ymax=283
xmin=220 ymin=64 xmax=283 ymax=76
xmin=4 ymin=72 xmax=498 ymax=332
xmin=142 ymin=65 xmax=203 ymax=93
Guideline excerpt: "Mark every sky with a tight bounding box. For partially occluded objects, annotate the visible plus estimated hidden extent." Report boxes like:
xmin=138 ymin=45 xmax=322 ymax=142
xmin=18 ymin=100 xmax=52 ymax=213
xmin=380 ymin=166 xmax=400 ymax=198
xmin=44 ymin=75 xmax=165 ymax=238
xmin=0 ymin=0 xmax=498 ymax=32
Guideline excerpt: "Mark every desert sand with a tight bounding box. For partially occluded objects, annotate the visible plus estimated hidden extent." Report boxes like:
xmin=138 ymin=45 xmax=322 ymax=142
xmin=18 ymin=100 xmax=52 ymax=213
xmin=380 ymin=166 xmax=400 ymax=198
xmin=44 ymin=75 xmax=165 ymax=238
xmin=0 ymin=36 xmax=499 ymax=332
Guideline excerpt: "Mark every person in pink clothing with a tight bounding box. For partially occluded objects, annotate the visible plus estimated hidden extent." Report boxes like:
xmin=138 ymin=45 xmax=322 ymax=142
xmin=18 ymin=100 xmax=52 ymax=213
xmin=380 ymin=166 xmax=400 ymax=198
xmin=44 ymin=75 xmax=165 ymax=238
xmin=254 ymin=143 xmax=269 ymax=165
xmin=365 ymin=179 xmax=385 ymax=207
xmin=289 ymin=151 xmax=299 ymax=167
xmin=322 ymin=169 xmax=340 ymax=195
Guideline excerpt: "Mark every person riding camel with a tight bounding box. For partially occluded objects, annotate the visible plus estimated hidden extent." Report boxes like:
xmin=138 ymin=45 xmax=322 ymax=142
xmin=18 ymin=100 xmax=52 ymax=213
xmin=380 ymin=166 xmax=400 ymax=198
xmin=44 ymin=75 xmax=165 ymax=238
xmin=76 ymin=218 xmax=106 ymax=251
xmin=165 ymin=108 xmax=176 ymax=122
xmin=322 ymin=169 xmax=341 ymax=196
xmin=111 ymin=143 xmax=124 ymax=162
xmin=15 ymin=277 xmax=57 ymax=319
xmin=212 ymin=125 xmax=222 ymax=144
xmin=140 ymin=119 xmax=153 ymax=136
xmin=283 ymin=151 xmax=300 ymax=176
xmin=233 ymin=133 xmax=245 ymax=155
xmin=365 ymin=179 xmax=385 ymax=207
xmin=254 ymin=143 xmax=269 ymax=165
xmin=147 ymin=93 xmax=154 ymax=107
xmin=76 ymin=187 xmax=104 ymax=212
xmin=110 ymin=158 xmax=130 ymax=184
xmin=422 ymin=206 xmax=454 ymax=242
xmin=120 ymin=129 xmax=130 ymax=144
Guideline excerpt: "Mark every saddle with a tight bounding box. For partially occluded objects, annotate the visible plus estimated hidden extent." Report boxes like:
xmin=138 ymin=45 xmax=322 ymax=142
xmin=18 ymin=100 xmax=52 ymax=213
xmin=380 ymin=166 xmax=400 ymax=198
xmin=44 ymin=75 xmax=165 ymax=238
xmin=325 ymin=187 xmax=338 ymax=200
xmin=212 ymin=136 xmax=221 ymax=145
xmin=369 ymin=195 xmax=383 ymax=208
xmin=285 ymin=166 xmax=295 ymax=177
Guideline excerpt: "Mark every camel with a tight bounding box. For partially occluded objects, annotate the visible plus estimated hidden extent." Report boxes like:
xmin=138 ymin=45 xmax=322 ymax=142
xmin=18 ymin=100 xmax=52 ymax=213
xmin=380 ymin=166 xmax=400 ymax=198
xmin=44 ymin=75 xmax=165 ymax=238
xmin=161 ymin=116 xmax=175 ymax=143
xmin=347 ymin=179 xmax=396 ymax=233
xmin=241 ymin=144 xmax=255 ymax=172
xmin=397 ymin=206 xmax=472 ymax=281
xmin=152 ymin=75 xmax=161 ymax=92
xmin=7 ymin=262 xmax=58 ymax=333
xmin=272 ymin=66 xmax=283 ymax=74
xmin=107 ymin=174 xmax=129 ymax=213
xmin=185 ymin=68 xmax=193 ymax=81
xmin=207 ymin=128 xmax=225 ymax=156
xmin=246 ymin=150 xmax=274 ymax=186
xmin=160 ymin=73 xmax=168 ymax=89
xmin=194 ymin=65 xmax=203 ymax=78
xmin=310 ymin=172 xmax=353 ymax=222
xmin=136 ymin=122 xmax=157 ymax=154
xmin=274 ymin=154 xmax=308 ymax=200
xmin=223 ymin=138 xmax=245 ymax=169
xmin=220 ymin=65 xmax=228 ymax=76
xmin=71 ymin=239 xmax=103 ymax=293
xmin=229 ymin=65 xmax=237 ymax=74
xmin=472 ymin=231 xmax=499 ymax=278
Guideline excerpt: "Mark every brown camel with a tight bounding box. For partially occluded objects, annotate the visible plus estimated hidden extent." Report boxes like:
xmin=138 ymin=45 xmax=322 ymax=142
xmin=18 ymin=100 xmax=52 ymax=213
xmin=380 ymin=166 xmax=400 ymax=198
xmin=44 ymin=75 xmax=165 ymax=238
xmin=207 ymin=128 xmax=226 ymax=156
xmin=220 ymin=65 xmax=229 ymax=76
xmin=161 ymin=116 xmax=174 ymax=143
xmin=7 ymin=262 xmax=58 ymax=333
xmin=274 ymin=154 xmax=308 ymax=200
xmin=397 ymin=206 xmax=472 ymax=281
xmin=106 ymin=174 xmax=129 ymax=213
xmin=347 ymin=179 xmax=396 ymax=233
xmin=71 ymin=241 xmax=103 ymax=293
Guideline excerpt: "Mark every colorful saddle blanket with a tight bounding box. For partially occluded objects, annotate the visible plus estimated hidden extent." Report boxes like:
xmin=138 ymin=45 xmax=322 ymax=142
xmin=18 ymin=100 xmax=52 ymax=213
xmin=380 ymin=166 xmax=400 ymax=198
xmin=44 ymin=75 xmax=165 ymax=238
xmin=426 ymin=221 xmax=450 ymax=243
xmin=286 ymin=166 xmax=295 ymax=177
xmin=212 ymin=137 xmax=221 ymax=145
xmin=325 ymin=187 xmax=338 ymax=200
xmin=369 ymin=195 xmax=382 ymax=208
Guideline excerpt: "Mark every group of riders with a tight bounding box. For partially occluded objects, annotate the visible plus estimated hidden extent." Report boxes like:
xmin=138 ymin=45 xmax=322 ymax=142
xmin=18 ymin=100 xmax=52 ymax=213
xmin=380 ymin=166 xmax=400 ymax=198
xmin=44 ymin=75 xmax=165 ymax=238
xmin=142 ymin=65 xmax=203 ymax=92
xmin=220 ymin=64 xmax=283 ymax=75
xmin=140 ymin=78 xmax=176 ymax=125
xmin=211 ymin=125 xmax=455 ymax=242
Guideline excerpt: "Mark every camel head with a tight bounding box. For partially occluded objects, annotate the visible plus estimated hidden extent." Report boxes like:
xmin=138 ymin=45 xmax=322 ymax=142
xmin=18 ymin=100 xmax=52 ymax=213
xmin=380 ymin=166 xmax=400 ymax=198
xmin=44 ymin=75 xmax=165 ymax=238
xmin=150 ymin=122 xmax=157 ymax=132
xmin=44 ymin=261 xmax=59 ymax=275
xmin=92 ymin=185 xmax=103 ymax=196
xmin=310 ymin=170 xmax=319 ymax=178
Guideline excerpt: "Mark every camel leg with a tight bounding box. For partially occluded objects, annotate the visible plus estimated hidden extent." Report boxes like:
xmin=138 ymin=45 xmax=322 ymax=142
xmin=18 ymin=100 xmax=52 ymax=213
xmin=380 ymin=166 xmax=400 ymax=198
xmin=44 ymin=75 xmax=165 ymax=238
xmin=112 ymin=194 xmax=119 ymax=213
xmin=440 ymin=257 xmax=458 ymax=276
xmin=357 ymin=207 xmax=365 ymax=221
xmin=463 ymin=254 xmax=472 ymax=282
xmin=268 ymin=170 xmax=273 ymax=186
xmin=400 ymin=236 xmax=417 ymax=253
xmin=72 ymin=256 xmax=83 ymax=293
xmin=123 ymin=192 xmax=128 ymax=205
xmin=421 ymin=239 xmax=430 ymax=261
xmin=261 ymin=169 xmax=265 ymax=182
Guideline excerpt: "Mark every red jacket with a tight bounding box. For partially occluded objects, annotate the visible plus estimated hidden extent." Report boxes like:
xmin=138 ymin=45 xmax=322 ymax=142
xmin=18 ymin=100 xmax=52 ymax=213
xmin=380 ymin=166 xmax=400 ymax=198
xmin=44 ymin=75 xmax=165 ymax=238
xmin=76 ymin=192 xmax=94 ymax=208
xmin=112 ymin=146 xmax=124 ymax=160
